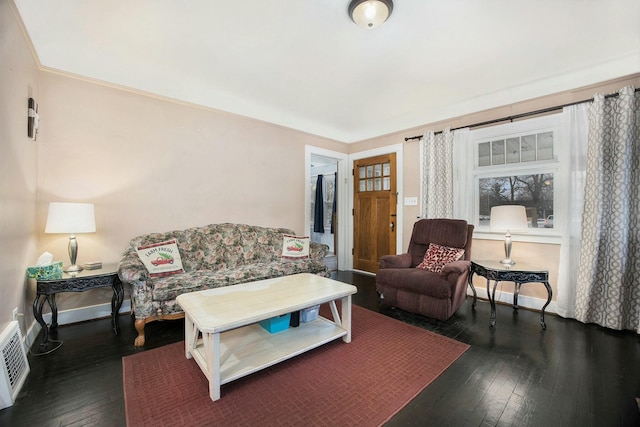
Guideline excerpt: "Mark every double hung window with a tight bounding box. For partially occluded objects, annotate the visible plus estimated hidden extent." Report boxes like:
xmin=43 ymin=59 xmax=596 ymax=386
xmin=466 ymin=114 xmax=562 ymax=239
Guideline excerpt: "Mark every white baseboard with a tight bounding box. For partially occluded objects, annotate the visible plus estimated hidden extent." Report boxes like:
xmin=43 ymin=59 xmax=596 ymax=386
xmin=21 ymin=290 xmax=554 ymax=350
xmin=468 ymin=287 xmax=557 ymax=314
xmin=24 ymin=299 xmax=131 ymax=350
xmin=351 ymin=269 xmax=375 ymax=276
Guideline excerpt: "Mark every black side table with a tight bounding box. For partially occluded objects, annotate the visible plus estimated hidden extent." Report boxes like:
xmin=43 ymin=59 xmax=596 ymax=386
xmin=468 ymin=260 xmax=552 ymax=329
xmin=33 ymin=263 xmax=124 ymax=353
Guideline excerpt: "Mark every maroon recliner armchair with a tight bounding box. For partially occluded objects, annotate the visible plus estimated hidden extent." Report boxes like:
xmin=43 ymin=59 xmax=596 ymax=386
xmin=376 ymin=218 xmax=474 ymax=321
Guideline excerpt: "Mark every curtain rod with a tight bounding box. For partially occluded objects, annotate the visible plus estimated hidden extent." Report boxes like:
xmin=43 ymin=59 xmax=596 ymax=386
xmin=403 ymin=88 xmax=639 ymax=141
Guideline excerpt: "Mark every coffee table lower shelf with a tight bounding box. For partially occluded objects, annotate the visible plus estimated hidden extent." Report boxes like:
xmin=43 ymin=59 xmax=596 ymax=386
xmin=189 ymin=316 xmax=347 ymax=396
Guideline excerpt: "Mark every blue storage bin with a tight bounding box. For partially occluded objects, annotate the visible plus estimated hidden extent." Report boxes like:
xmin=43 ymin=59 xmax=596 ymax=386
xmin=300 ymin=305 xmax=320 ymax=322
xmin=259 ymin=313 xmax=291 ymax=333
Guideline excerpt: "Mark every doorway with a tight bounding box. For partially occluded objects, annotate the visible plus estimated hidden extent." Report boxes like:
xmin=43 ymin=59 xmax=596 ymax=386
xmin=352 ymin=153 xmax=397 ymax=273
xmin=310 ymin=155 xmax=337 ymax=270
xmin=305 ymin=147 xmax=349 ymax=272
xmin=306 ymin=144 xmax=403 ymax=273
xmin=347 ymin=144 xmax=403 ymax=274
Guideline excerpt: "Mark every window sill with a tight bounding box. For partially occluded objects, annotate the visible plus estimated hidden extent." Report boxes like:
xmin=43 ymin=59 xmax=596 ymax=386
xmin=473 ymin=230 xmax=562 ymax=245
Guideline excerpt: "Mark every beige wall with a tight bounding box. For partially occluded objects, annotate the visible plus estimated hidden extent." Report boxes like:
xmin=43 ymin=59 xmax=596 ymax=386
xmin=351 ymin=73 xmax=640 ymax=305
xmin=35 ymin=71 xmax=348 ymax=312
xmin=0 ymin=0 xmax=40 ymax=332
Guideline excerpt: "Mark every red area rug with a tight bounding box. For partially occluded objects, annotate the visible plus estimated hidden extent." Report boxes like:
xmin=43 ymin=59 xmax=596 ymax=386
xmin=123 ymin=305 xmax=469 ymax=426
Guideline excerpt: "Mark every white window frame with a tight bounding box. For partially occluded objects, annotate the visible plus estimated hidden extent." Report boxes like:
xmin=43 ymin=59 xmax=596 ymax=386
xmin=462 ymin=114 xmax=564 ymax=244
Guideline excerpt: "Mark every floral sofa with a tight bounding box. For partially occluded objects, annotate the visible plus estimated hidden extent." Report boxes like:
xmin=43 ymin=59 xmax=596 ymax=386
xmin=118 ymin=223 xmax=330 ymax=346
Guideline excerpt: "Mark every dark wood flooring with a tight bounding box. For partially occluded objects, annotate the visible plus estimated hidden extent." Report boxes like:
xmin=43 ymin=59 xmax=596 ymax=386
xmin=1 ymin=271 xmax=638 ymax=426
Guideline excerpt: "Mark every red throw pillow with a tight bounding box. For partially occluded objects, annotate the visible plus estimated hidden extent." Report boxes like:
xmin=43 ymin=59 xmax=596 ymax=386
xmin=416 ymin=243 xmax=465 ymax=273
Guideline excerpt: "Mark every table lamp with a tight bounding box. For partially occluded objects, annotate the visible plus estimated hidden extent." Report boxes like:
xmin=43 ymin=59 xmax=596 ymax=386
xmin=490 ymin=205 xmax=528 ymax=266
xmin=45 ymin=202 xmax=96 ymax=272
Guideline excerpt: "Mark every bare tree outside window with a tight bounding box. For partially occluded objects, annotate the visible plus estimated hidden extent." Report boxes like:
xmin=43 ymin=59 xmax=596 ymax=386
xmin=478 ymin=173 xmax=554 ymax=228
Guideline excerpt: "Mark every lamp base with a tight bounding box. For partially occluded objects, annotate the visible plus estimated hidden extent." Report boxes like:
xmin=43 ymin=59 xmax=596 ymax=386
xmin=63 ymin=264 xmax=84 ymax=273
xmin=500 ymin=258 xmax=516 ymax=266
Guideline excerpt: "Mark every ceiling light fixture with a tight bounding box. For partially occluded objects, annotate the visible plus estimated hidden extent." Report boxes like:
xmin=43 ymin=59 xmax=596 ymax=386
xmin=348 ymin=0 xmax=393 ymax=29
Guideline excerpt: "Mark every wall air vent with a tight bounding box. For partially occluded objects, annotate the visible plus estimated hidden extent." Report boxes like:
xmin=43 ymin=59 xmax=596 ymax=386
xmin=0 ymin=321 xmax=30 ymax=410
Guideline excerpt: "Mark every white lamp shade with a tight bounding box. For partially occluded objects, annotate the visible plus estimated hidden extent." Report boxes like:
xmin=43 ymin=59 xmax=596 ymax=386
xmin=349 ymin=0 xmax=393 ymax=29
xmin=45 ymin=202 xmax=96 ymax=234
xmin=489 ymin=205 xmax=528 ymax=232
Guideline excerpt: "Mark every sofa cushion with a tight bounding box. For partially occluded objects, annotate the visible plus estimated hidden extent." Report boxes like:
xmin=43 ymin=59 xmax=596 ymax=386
xmin=197 ymin=223 xmax=243 ymax=270
xmin=126 ymin=228 xmax=220 ymax=272
xmin=151 ymin=270 xmax=232 ymax=301
xmin=235 ymin=224 xmax=294 ymax=265
xmin=151 ymin=258 xmax=329 ymax=302
xmin=265 ymin=258 xmax=327 ymax=277
xmin=416 ymin=243 xmax=464 ymax=273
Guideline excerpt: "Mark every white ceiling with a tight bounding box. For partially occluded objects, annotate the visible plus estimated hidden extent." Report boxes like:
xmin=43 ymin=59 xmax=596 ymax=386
xmin=14 ymin=0 xmax=640 ymax=143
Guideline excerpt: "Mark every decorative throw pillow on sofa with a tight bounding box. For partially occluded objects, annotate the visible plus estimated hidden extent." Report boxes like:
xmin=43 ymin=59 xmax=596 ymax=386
xmin=281 ymin=234 xmax=310 ymax=259
xmin=136 ymin=239 xmax=185 ymax=277
xmin=416 ymin=243 xmax=465 ymax=273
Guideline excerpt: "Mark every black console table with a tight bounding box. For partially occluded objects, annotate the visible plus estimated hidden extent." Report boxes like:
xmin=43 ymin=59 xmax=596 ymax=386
xmin=33 ymin=263 xmax=123 ymax=353
xmin=468 ymin=260 xmax=552 ymax=329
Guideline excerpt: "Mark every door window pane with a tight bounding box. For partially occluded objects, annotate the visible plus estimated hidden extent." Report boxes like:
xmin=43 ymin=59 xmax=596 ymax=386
xmin=367 ymin=179 xmax=373 ymax=191
xmin=375 ymin=178 xmax=382 ymax=191
xmin=383 ymin=177 xmax=390 ymax=190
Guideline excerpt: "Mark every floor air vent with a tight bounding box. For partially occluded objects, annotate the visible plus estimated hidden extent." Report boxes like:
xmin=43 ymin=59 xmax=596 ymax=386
xmin=0 ymin=321 xmax=30 ymax=410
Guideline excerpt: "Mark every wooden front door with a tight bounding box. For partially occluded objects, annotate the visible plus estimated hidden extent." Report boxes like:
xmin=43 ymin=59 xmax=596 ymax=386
xmin=353 ymin=153 xmax=397 ymax=273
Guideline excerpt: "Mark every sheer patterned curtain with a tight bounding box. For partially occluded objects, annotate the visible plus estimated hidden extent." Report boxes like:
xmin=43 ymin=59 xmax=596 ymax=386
xmin=575 ymin=86 xmax=640 ymax=332
xmin=452 ymin=128 xmax=471 ymax=221
xmin=420 ymin=128 xmax=454 ymax=218
xmin=555 ymin=103 xmax=590 ymax=319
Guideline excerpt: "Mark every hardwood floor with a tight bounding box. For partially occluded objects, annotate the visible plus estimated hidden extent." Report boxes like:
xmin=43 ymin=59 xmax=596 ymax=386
xmin=1 ymin=272 xmax=638 ymax=426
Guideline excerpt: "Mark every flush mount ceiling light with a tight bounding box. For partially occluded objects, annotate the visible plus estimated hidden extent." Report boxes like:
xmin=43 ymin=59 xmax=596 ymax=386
xmin=348 ymin=0 xmax=393 ymax=29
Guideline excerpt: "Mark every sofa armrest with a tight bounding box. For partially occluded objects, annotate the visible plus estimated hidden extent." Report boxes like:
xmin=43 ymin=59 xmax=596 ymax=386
xmin=309 ymin=242 xmax=329 ymax=260
xmin=380 ymin=253 xmax=412 ymax=269
xmin=439 ymin=260 xmax=471 ymax=280
xmin=118 ymin=249 xmax=150 ymax=283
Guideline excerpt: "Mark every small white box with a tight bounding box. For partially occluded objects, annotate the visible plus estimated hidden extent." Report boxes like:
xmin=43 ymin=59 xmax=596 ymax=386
xmin=300 ymin=305 xmax=320 ymax=322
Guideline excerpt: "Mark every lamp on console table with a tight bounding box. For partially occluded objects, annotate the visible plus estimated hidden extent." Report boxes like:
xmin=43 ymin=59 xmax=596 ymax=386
xmin=489 ymin=205 xmax=528 ymax=266
xmin=45 ymin=202 xmax=96 ymax=272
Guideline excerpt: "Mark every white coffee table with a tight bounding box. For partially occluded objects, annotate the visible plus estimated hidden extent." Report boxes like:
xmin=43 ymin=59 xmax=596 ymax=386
xmin=176 ymin=273 xmax=357 ymax=401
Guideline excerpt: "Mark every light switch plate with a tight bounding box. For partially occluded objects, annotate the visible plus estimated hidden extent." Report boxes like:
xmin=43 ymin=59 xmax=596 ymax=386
xmin=404 ymin=197 xmax=418 ymax=206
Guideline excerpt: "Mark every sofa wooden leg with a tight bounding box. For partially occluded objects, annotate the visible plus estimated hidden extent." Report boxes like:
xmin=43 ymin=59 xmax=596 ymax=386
xmin=134 ymin=319 xmax=146 ymax=346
